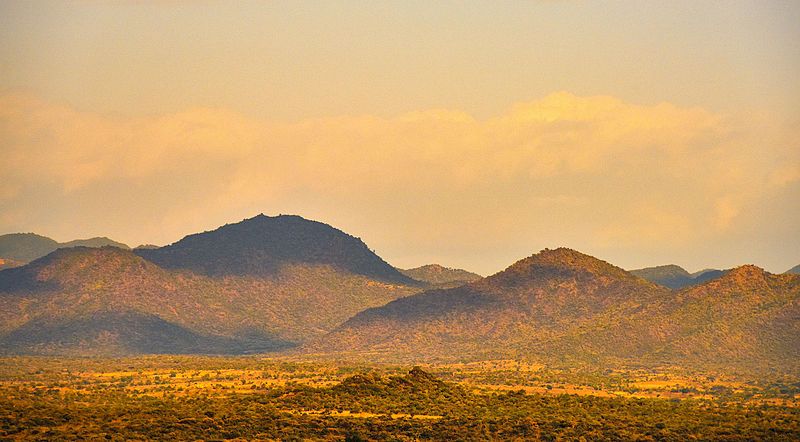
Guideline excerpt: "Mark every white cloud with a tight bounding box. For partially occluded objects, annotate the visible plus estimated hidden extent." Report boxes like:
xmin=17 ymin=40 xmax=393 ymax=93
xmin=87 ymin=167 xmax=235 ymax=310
xmin=0 ymin=91 xmax=797 ymax=272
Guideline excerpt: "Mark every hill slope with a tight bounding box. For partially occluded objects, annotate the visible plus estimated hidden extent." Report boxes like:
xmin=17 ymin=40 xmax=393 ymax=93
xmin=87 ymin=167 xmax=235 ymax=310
xmin=0 ymin=247 xmax=289 ymax=354
xmin=640 ymin=265 xmax=800 ymax=369
xmin=312 ymin=248 xmax=671 ymax=362
xmin=311 ymin=249 xmax=800 ymax=372
xmin=785 ymin=264 xmax=800 ymax=275
xmin=136 ymin=214 xmax=415 ymax=285
xmin=399 ymin=264 xmax=482 ymax=288
xmin=0 ymin=221 xmax=421 ymax=355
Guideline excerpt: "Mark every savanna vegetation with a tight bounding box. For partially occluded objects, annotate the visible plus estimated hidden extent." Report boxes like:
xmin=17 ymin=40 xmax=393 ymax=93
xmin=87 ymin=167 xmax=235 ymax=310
xmin=1 ymin=356 xmax=798 ymax=441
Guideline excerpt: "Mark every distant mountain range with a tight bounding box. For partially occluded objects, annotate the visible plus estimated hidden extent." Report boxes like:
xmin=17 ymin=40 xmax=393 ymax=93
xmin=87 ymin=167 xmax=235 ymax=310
xmin=0 ymin=216 xmax=797 ymax=375
xmin=311 ymin=248 xmax=670 ymax=361
xmin=310 ymin=248 xmax=800 ymax=373
xmin=0 ymin=233 xmax=129 ymax=268
xmin=0 ymin=215 xmax=421 ymax=355
xmin=399 ymin=264 xmax=482 ymax=289
xmin=630 ymin=264 xmax=727 ymax=289
xmin=786 ymin=264 xmax=800 ymax=275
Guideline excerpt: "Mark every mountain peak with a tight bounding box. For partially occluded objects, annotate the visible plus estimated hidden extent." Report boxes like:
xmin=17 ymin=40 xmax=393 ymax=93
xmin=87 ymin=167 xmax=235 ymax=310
xmin=0 ymin=246 xmax=157 ymax=293
xmin=136 ymin=214 xmax=416 ymax=284
xmin=0 ymin=233 xmax=60 ymax=262
xmin=248 ymin=213 xmax=301 ymax=222
xmin=415 ymin=264 xmax=448 ymax=271
xmin=682 ymin=264 xmax=772 ymax=293
xmin=635 ymin=264 xmax=690 ymax=275
xmin=60 ymin=237 xmax=130 ymax=250
xmin=522 ymin=247 xmax=611 ymax=266
xmin=724 ymin=264 xmax=768 ymax=281
xmin=492 ymin=248 xmax=632 ymax=284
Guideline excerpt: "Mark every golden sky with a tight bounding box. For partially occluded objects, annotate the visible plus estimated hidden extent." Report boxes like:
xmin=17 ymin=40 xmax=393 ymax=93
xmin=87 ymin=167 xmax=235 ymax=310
xmin=0 ymin=1 xmax=798 ymax=274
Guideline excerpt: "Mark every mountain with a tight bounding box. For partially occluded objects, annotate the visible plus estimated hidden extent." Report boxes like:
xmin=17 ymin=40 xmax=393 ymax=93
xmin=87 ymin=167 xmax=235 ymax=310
xmin=785 ymin=264 xmax=800 ymax=275
xmin=630 ymin=264 xmax=692 ymax=289
xmin=0 ymin=246 xmax=286 ymax=355
xmin=399 ymin=264 xmax=482 ymax=288
xmin=134 ymin=244 xmax=160 ymax=250
xmin=0 ymin=233 xmax=59 ymax=262
xmin=0 ymin=233 xmax=130 ymax=269
xmin=310 ymin=249 xmax=800 ymax=373
xmin=630 ymin=264 xmax=727 ymax=289
xmin=636 ymin=265 xmax=800 ymax=370
xmin=136 ymin=214 xmax=416 ymax=285
xmin=0 ymin=213 xmax=425 ymax=355
xmin=690 ymin=268 xmax=727 ymax=284
xmin=311 ymin=248 xmax=671 ymax=362
xmin=61 ymin=237 xmax=130 ymax=250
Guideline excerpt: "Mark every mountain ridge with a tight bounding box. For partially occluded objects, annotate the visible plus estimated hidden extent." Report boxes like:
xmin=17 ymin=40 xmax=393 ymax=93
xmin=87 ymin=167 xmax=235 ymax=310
xmin=0 ymin=215 xmax=424 ymax=355
xmin=309 ymin=250 xmax=800 ymax=373
xmin=1 ymin=218 xmax=796 ymax=372
xmin=630 ymin=264 xmax=727 ymax=289
xmin=0 ymin=233 xmax=130 ymax=268
xmin=136 ymin=214 xmax=416 ymax=285
xmin=309 ymin=248 xmax=672 ymax=362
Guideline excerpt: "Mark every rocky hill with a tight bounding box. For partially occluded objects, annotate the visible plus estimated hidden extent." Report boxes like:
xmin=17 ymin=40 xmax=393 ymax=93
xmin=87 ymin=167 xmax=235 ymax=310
xmin=311 ymin=249 xmax=800 ymax=373
xmin=136 ymin=214 xmax=415 ymax=285
xmin=0 ymin=216 xmax=422 ymax=355
xmin=312 ymin=248 xmax=671 ymax=362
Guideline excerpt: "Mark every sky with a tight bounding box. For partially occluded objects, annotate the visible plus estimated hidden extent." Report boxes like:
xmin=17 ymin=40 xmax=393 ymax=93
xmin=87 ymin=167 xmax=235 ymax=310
xmin=0 ymin=1 xmax=798 ymax=275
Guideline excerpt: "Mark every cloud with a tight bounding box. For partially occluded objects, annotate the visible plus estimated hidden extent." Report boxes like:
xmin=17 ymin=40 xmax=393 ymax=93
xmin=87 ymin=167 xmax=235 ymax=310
xmin=0 ymin=91 xmax=797 ymax=272
xmin=597 ymin=204 xmax=693 ymax=248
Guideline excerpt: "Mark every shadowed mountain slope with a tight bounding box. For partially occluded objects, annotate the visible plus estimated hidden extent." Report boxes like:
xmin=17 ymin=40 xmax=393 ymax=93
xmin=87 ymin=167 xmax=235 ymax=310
xmin=0 ymin=311 xmax=263 ymax=356
xmin=689 ymin=268 xmax=727 ymax=284
xmin=0 ymin=258 xmax=24 ymax=271
xmin=786 ymin=264 xmax=800 ymax=275
xmin=136 ymin=214 xmax=416 ymax=285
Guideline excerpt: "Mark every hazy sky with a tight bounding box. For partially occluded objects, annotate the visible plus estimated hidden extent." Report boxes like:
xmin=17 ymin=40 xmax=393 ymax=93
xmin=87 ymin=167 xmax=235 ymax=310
xmin=1 ymin=1 xmax=798 ymax=275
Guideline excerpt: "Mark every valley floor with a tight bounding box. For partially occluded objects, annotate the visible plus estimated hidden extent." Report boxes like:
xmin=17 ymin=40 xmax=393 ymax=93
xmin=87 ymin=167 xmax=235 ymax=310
xmin=0 ymin=356 xmax=798 ymax=440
